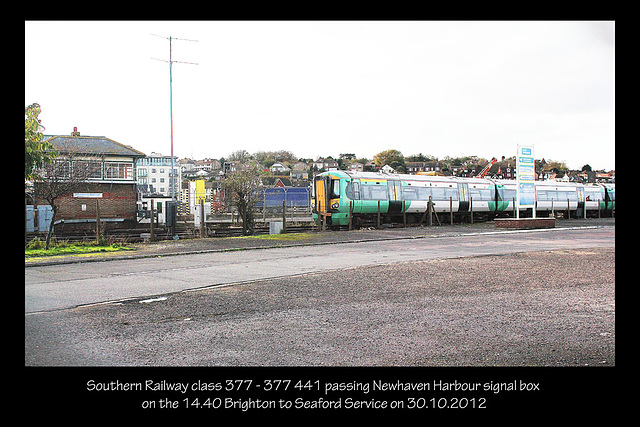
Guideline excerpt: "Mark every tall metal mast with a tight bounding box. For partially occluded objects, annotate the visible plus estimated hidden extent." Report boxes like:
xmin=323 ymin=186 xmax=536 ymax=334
xmin=152 ymin=34 xmax=198 ymax=202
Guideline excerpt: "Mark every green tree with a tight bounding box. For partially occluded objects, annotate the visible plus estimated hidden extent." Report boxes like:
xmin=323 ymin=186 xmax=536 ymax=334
xmin=373 ymin=149 xmax=405 ymax=173
xmin=25 ymin=103 xmax=55 ymax=180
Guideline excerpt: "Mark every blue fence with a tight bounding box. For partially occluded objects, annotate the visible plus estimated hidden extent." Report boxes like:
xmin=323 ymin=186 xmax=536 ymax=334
xmin=254 ymin=187 xmax=311 ymax=209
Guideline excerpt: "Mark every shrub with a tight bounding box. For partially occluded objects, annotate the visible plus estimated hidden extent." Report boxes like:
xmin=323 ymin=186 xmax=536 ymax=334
xmin=27 ymin=237 xmax=45 ymax=250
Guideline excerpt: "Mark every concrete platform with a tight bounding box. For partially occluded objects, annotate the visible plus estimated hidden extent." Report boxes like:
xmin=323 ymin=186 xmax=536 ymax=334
xmin=494 ymin=217 xmax=556 ymax=229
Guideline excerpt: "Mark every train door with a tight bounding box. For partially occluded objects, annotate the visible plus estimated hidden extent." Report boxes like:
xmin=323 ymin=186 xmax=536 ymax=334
xmin=458 ymin=182 xmax=469 ymax=212
xmin=347 ymin=179 xmax=362 ymax=214
xmin=387 ymin=180 xmax=402 ymax=214
xmin=314 ymin=175 xmax=330 ymax=217
xmin=576 ymin=186 xmax=585 ymax=217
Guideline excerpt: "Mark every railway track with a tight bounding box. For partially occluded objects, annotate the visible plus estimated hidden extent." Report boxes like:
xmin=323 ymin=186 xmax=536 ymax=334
xmin=26 ymin=223 xmax=319 ymax=244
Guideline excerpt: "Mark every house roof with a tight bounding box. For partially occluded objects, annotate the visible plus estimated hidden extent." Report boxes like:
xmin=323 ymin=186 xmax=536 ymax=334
xmin=43 ymin=135 xmax=146 ymax=158
xmin=262 ymin=176 xmax=292 ymax=187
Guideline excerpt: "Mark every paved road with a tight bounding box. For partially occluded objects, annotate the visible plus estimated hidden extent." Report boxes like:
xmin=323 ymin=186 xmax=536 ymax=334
xmin=25 ymin=226 xmax=613 ymax=314
xmin=25 ymin=225 xmax=615 ymax=367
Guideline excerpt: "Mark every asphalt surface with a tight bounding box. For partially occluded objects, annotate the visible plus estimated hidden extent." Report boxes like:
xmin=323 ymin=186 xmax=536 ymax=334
xmin=24 ymin=218 xmax=612 ymax=266
xmin=25 ymin=219 xmax=615 ymax=367
xmin=25 ymin=219 xmax=614 ymax=314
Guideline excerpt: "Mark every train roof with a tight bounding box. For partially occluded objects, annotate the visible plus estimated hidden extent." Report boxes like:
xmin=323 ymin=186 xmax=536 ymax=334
xmin=318 ymin=170 xmax=494 ymax=184
xmin=317 ymin=171 xmax=615 ymax=189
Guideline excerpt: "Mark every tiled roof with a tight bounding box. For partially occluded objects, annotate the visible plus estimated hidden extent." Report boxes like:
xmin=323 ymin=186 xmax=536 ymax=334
xmin=43 ymin=135 xmax=146 ymax=157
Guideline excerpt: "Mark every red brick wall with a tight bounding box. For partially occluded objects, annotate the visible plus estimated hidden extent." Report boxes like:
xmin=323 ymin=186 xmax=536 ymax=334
xmin=494 ymin=218 xmax=556 ymax=229
xmin=35 ymin=182 xmax=138 ymax=225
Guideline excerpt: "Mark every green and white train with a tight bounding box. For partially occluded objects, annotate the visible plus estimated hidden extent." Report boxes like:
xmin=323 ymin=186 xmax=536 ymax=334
xmin=312 ymin=171 xmax=614 ymax=227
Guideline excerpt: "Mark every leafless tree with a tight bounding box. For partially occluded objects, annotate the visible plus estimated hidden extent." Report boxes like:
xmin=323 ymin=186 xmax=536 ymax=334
xmin=32 ymin=154 xmax=100 ymax=249
xmin=221 ymin=161 xmax=264 ymax=236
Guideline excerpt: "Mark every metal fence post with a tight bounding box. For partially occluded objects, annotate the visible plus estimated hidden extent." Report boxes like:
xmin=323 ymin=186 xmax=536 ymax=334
xmin=403 ymin=201 xmax=407 ymax=227
xmin=349 ymin=201 xmax=353 ymax=231
xmin=95 ymin=199 xmax=101 ymax=244
xmin=450 ymin=196 xmax=453 ymax=226
xmin=200 ymin=198 xmax=206 ymax=237
xmin=282 ymin=200 xmax=287 ymax=233
xmin=150 ymin=199 xmax=155 ymax=242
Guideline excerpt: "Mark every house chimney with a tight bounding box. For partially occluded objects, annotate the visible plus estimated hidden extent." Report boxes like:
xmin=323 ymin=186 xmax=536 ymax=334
xmin=71 ymin=127 xmax=80 ymax=137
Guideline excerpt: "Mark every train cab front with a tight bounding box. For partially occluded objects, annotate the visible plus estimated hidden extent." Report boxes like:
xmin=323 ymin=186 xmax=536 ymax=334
xmin=312 ymin=174 xmax=345 ymax=227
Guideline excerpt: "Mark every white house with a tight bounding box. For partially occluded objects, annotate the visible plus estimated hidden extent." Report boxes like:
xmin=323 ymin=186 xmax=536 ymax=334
xmin=270 ymin=162 xmax=290 ymax=173
xmin=136 ymin=152 xmax=181 ymax=198
xmin=381 ymin=164 xmax=396 ymax=173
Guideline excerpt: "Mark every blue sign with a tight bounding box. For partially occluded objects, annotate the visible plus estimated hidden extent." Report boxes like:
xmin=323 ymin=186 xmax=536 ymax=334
xmin=519 ymin=183 xmax=535 ymax=205
xmin=516 ymin=144 xmax=535 ymax=214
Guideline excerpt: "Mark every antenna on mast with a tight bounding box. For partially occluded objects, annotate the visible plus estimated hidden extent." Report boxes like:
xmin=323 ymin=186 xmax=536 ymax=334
xmin=151 ymin=34 xmax=199 ymax=203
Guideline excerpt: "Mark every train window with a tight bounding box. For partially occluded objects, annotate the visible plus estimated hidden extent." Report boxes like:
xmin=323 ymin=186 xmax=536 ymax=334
xmin=361 ymin=184 xmax=388 ymax=200
xmin=469 ymin=188 xmax=493 ymax=201
xmin=345 ymin=182 xmax=361 ymax=200
xmin=402 ymin=187 xmax=419 ymax=200
xmin=585 ymin=189 xmax=603 ymax=201
xmin=539 ymin=190 xmax=578 ymax=201
xmin=557 ymin=191 xmax=577 ymax=201
xmin=330 ymin=179 xmax=341 ymax=198
xmin=502 ymin=189 xmax=516 ymax=202
xmin=431 ymin=188 xmax=445 ymax=200
xmin=416 ymin=187 xmax=430 ymax=200
xmin=444 ymin=187 xmax=459 ymax=201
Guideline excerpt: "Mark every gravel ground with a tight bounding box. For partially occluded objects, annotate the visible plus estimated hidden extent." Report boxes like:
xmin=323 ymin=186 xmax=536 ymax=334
xmin=25 ymin=246 xmax=615 ymax=367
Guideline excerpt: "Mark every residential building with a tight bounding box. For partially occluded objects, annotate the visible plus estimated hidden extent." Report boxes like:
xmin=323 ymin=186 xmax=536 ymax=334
xmin=312 ymin=158 xmax=339 ymax=171
xmin=406 ymin=161 xmax=442 ymax=174
xmin=290 ymin=161 xmax=310 ymax=182
xmin=346 ymin=162 xmax=364 ymax=172
xmin=494 ymin=164 xmax=516 ymax=180
xmin=270 ymin=162 xmax=290 ymax=173
xmin=136 ymin=152 xmax=181 ymax=198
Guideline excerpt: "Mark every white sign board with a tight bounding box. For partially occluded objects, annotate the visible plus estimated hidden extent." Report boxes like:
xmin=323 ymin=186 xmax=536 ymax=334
xmin=73 ymin=193 xmax=103 ymax=198
xmin=516 ymin=144 xmax=535 ymax=219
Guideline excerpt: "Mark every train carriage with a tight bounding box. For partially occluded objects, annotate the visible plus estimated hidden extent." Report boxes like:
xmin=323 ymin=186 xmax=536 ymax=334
xmin=312 ymin=171 xmax=510 ymax=227
xmin=312 ymin=171 xmax=614 ymax=227
xmin=400 ymin=177 xmax=461 ymax=214
xmin=496 ymin=180 xmax=614 ymax=218
xmin=534 ymin=181 xmax=583 ymax=216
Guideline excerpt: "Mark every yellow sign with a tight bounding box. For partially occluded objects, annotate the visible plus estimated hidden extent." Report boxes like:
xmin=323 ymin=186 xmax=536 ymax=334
xmin=195 ymin=179 xmax=206 ymax=203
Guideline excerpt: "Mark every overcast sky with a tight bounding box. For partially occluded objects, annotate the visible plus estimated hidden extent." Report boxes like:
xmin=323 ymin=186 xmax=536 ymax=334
xmin=25 ymin=20 xmax=615 ymax=170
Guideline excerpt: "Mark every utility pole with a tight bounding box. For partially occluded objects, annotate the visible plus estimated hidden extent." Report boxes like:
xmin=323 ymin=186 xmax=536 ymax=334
xmin=151 ymin=34 xmax=198 ymax=202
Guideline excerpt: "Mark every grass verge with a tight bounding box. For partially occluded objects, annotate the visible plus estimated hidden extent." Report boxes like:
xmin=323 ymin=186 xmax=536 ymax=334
xmin=25 ymin=239 xmax=134 ymax=259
